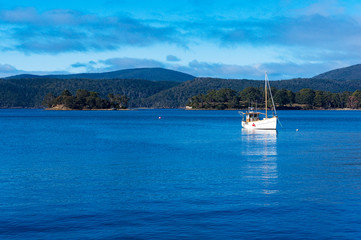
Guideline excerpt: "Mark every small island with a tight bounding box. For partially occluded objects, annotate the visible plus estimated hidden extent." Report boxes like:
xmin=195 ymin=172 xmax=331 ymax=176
xmin=43 ymin=89 xmax=129 ymax=110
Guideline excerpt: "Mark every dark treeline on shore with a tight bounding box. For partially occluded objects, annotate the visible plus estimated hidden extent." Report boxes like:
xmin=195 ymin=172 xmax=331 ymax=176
xmin=187 ymin=87 xmax=361 ymax=110
xmin=0 ymin=77 xmax=178 ymax=108
xmin=43 ymin=89 xmax=129 ymax=110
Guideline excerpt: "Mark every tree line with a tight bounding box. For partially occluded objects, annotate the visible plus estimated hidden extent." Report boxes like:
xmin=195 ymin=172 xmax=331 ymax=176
xmin=0 ymin=78 xmax=178 ymax=108
xmin=43 ymin=89 xmax=129 ymax=110
xmin=187 ymin=87 xmax=361 ymax=110
xmin=1 ymin=76 xmax=361 ymax=109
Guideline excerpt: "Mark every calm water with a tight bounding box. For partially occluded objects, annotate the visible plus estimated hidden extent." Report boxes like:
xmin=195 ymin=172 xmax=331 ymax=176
xmin=0 ymin=109 xmax=361 ymax=239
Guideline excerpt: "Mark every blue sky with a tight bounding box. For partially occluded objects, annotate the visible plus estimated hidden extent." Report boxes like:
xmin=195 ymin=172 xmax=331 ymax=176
xmin=0 ymin=0 xmax=361 ymax=79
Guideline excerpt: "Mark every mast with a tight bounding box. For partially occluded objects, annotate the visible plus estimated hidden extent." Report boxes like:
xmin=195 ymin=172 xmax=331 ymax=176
xmin=266 ymin=72 xmax=277 ymax=117
xmin=265 ymin=72 xmax=267 ymax=119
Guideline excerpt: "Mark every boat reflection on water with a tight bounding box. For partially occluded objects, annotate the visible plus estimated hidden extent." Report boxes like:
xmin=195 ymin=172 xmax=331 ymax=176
xmin=241 ymin=129 xmax=279 ymax=197
xmin=241 ymin=129 xmax=277 ymax=156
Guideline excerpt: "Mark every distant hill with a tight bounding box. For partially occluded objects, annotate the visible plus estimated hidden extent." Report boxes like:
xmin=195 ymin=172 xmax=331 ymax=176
xmin=138 ymin=77 xmax=361 ymax=108
xmin=1 ymin=76 xmax=361 ymax=108
xmin=2 ymin=66 xmax=361 ymax=108
xmin=6 ymin=68 xmax=195 ymax=82
xmin=272 ymin=78 xmax=361 ymax=92
xmin=312 ymin=64 xmax=361 ymax=80
xmin=138 ymin=78 xmax=263 ymax=108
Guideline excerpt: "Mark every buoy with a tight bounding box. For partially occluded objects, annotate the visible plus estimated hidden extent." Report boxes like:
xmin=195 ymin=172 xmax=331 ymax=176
xmin=158 ymin=116 xmax=161 ymax=119
xmin=296 ymin=129 xmax=299 ymax=131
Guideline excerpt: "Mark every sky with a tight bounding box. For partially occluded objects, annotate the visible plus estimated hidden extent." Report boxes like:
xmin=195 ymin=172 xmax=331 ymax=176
xmin=0 ymin=0 xmax=361 ymax=79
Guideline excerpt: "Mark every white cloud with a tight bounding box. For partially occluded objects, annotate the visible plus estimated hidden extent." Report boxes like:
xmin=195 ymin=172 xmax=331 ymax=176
xmin=69 ymin=57 xmax=165 ymax=72
xmin=295 ymin=0 xmax=344 ymax=16
xmin=166 ymin=55 xmax=181 ymax=62
xmin=172 ymin=59 xmax=343 ymax=79
xmin=0 ymin=63 xmax=22 ymax=77
xmin=0 ymin=8 xmax=183 ymax=53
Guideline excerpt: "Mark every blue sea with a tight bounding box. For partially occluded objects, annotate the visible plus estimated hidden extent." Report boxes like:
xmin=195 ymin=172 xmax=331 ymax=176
xmin=0 ymin=109 xmax=361 ymax=239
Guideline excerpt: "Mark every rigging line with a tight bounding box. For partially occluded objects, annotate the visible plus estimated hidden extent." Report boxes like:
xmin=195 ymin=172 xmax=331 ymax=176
xmin=266 ymin=74 xmax=277 ymax=116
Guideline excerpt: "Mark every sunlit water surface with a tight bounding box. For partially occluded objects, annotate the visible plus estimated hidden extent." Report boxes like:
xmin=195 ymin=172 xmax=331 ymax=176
xmin=0 ymin=109 xmax=361 ymax=239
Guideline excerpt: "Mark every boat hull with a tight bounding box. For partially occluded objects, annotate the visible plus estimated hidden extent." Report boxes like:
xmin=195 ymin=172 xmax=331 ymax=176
xmin=242 ymin=117 xmax=277 ymax=130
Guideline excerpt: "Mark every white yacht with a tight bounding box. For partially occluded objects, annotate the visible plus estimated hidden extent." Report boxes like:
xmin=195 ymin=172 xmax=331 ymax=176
xmin=242 ymin=73 xmax=278 ymax=130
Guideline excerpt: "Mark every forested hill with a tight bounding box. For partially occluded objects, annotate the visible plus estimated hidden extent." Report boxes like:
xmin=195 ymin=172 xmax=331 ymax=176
xmin=6 ymin=68 xmax=195 ymax=82
xmin=2 ymin=65 xmax=361 ymax=108
xmin=312 ymin=64 xmax=361 ymax=80
xmin=138 ymin=77 xmax=361 ymax=108
xmin=1 ymin=76 xmax=361 ymax=108
xmin=0 ymin=78 xmax=179 ymax=108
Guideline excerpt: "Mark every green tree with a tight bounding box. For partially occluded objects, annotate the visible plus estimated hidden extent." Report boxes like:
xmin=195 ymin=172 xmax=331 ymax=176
xmin=205 ymin=90 xmax=217 ymax=103
xmin=215 ymin=88 xmax=236 ymax=102
xmin=322 ymin=92 xmax=333 ymax=109
xmin=60 ymin=89 xmax=72 ymax=97
xmin=330 ymin=93 xmax=342 ymax=108
xmin=227 ymin=96 xmax=241 ymax=109
xmin=62 ymin=96 xmax=75 ymax=108
xmin=108 ymin=93 xmax=115 ymax=103
xmin=352 ymin=90 xmax=361 ymax=108
xmin=274 ymin=89 xmax=289 ymax=106
xmin=295 ymin=88 xmax=315 ymax=107
xmin=287 ymin=90 xmax=295 ymax=104
xmin=76 ymin=89 xmax=90 ymax=99
xmin=108 ymin=94 xmax=129 ymax=109
xmin=340 ymin=92 xmax=352 ymax=108
xmin=42 ymin=93 xmax=55 ymax=108
xmin=348 ymin=96 xmax=359 ymax=109
xmin=313 ymin=91 xmax=325 ymax=107
xmin=119 ymin=95 xmax=129 ymax=109
xmin=240 ymin=87 xmax=263 ymax=103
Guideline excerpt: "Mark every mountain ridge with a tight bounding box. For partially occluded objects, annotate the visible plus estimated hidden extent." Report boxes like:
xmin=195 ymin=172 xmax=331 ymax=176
xmin=6 ymin=63 xmax=361 ymax=82
xmin=312 ymin=64 xmax=361 ymax=80
xmin=6 ymin=67 xmax=196 ymax=82
xmin=1 ymin=64 xmax=361 ymax=108
xmin=139 ymin=77 xmax=361 ymax=108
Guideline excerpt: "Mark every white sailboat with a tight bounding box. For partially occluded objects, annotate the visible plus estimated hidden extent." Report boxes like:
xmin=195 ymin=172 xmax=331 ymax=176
xmin=242 ymin=72 xmax=278 ymax=130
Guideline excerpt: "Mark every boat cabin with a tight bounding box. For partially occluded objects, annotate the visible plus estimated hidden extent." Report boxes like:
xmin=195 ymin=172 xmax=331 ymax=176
xmin=244 ymin=112 xmax=261 ymax=122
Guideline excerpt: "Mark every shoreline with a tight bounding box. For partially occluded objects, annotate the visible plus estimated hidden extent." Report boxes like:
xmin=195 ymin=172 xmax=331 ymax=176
xmin=45 ymin=104 xmax=130 ymax=111
xmin=45 ymin=108 xmax=131 ymax=111
xmin=0 ymin=107 xmax=359 ymax=111
xmin=186 ymin=107 xmax=360 ymax=111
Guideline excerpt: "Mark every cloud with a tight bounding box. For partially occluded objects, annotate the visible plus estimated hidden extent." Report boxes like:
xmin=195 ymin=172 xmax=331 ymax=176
xmin=0 ymin=6 xmax=361 ymax=55
xmin=70 ymin=57 xmax=166 ymax=72
xmin=256 ymin=62 xmax=341 ymax=79
xmin=199 ymin=14 xmax=361 ymax=53
xmin=0 ymin=8 xmax=182 ymax=53
xmin=0 ymin=55 xmax=346 ymax=79
xmin=1 ymin=6 xmax=361 ymax=59
xmin=172 ymin=59 xmax=343 ymax=79
xmin=166 ymin=55 xmax=181 ymax=62
xmin=0 ymin=63 xmax=18 ymax=73
xmin=1 ymin=4 xmax=360 ymax=79
xmin=0 ymin=63 xmax=69 ymax=78
xmin=71 ymin=62 xmax=88 ymax=68
xmin=66 ymin=56 xmax=349 ymax=79
xmin=0 ymin=63 xmax=24 ymax=78
xmin=296 ymin=0 xmax=344 ymax=16
xmin=0 ymin=8 xmax=39 ymax=24
xmin=100 ymin=57 xmax=165 ymax=71
xmin=173 ymin=60 xmax=265 ymax=79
